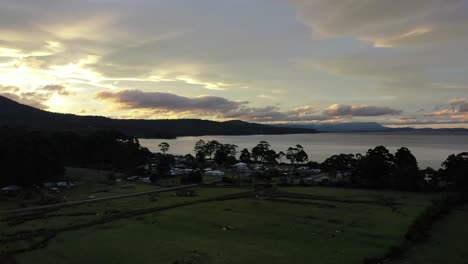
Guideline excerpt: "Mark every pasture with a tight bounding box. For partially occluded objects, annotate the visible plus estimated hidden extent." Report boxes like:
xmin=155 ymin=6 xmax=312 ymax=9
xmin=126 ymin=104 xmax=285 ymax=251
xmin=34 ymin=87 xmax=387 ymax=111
xmin=0 ymin=176 xmax=442 ymax=264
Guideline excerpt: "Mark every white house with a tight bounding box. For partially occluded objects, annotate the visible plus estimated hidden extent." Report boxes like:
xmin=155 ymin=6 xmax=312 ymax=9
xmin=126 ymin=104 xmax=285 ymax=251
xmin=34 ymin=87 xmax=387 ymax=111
xmin=1 ymin=185 xmax=21 ymax=195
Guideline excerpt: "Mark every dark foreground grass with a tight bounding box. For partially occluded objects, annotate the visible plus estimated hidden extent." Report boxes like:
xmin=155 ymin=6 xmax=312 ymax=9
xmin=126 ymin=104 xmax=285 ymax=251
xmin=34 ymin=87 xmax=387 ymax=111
xmin=0 ymin=187 xmax=441 ymax=264
xmin=392 ymin=204 xmax=468 ymax=264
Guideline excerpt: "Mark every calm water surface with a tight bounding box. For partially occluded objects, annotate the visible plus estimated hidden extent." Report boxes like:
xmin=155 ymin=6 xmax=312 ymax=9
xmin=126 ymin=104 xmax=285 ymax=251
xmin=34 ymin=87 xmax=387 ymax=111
xmin=140 ymin=133 xmax=468 ymax=168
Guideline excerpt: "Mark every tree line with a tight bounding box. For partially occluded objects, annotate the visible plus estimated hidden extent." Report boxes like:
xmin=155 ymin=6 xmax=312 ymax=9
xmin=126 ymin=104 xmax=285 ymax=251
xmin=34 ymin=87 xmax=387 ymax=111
xmin=2 ymin=126 xmax=467 ymax=193
xmin=191 ymin=139 xmax=309 ymax=165
xmin=320 ymin=146 xmax=468 ymax=191
xmin=157 ymin=140 xmax=468 ymax=192
xmin=0 ymin=127 xmax=152 ymax=186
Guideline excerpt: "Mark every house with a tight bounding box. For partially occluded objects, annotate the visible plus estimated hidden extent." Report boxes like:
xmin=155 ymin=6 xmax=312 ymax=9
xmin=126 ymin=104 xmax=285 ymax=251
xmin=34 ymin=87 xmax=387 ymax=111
xmin=314 ymin=175 xmax=330 ymax=184
xmin=140 ymin=177 xmax=151 ymax=184
xmin=49 ymin=187 xmax=60 ymax=193
xmin=205 ymin=170 xmax=225 ymax=177
xmin=1 ymin=185 xmax=21 ymax=195
xmin=304 ymin=175 xmax=330 ymax=184
xmin=126 ymin=176 xmax=140 ymax=181
xmin=169 ymin=167 xmax=192 ymax=176
xmin=56 ymin=182 xmax=69 ymax=188
xmin=335 ymin=171 xmax=352 ymax=181
xmin=233 ymin=162 xmax=249 ymax=171
xmin=233 ymin=162 xmax=247 ymax=167
xmin=233 ymin=162 xmax=252 ymax=177
xmin=143 ymin=164 xmax=158 ymax=173
xmin=310 ymin=169 xmax=321 ymax=174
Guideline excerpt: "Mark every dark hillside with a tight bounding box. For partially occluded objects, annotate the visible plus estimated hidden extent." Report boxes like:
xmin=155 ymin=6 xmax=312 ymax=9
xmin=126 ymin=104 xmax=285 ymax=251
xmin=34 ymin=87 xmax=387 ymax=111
xmin=0 ymin=95 xmax=316 ymax=138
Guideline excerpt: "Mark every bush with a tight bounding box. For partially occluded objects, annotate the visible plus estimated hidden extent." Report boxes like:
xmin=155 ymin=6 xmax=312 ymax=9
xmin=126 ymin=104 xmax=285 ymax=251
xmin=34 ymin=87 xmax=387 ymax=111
xmin=362 ymin=193 xmax=468 ymax=263
xmin=180 ymin=170 xmax=203 ymax=185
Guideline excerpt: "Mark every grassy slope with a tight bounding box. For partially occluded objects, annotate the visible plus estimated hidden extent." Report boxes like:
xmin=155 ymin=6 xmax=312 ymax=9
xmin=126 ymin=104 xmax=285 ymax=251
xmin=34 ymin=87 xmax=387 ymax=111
xmin=1 ymin=186 xmax=440 ymax=264
xmin=0 ymin=168 xmax=159 ymax=211
xmin=393 ymin=204 xmax=468 ymax=264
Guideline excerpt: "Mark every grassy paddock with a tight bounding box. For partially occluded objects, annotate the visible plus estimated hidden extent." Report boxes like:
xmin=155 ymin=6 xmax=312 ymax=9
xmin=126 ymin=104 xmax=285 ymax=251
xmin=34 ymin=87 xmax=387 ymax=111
xmin=391 ymin=204 xmax=468 ymax=264
xmin=0 ymin=185 xmax=443 ymax=264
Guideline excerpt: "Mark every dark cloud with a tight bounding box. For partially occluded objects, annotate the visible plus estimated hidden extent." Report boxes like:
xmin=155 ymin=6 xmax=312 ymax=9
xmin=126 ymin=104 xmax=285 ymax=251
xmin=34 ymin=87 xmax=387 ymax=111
xmin=427 ymin=98 xmax=468 ymax=117
xmin=0 ymin=84 xmax=72 ymax=109
xmin=324 ymin=104 xmax=401 ymax=116
xmin=0 ymin=85 xmax=20 ymax=92
xmin=224 ymin=105 xmax=331 ymax=123
xmin=386 ymin=119 xmax=468 ymax=126
xmin=41 ymin=84 xmax=71 ymax=96
xmin=1 ymin=92 xmax=45 ymax=109
xmin=96 ymin=89 xmax=247 ymax=114
xmin=96 ymin=89 xmax=336 ymax=123
xmin=449 ymin=98 xmax=468 ymax=113
xmin=290 ymin=0 xmax=468 ymax=47
xmin=397 ymin=98 xmax=468 ymax=126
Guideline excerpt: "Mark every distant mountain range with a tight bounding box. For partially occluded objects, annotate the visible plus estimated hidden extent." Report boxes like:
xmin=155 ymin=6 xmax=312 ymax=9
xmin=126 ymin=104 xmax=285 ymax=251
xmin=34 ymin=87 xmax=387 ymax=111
xmin=2 ymin=95 xmax=466 ymax=137
xmin=282 ymin=122 xmax=388 ymax=132
xmin=279 ymin=122 xmax=468 ymax=133
xmin=0 ymin=95 xmax=316 ymax=138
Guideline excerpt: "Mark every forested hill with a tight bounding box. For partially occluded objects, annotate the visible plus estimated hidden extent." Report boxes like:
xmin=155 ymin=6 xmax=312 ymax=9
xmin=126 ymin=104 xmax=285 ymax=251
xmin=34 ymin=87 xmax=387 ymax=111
xmin=0 ymin=95 xmax=316 ymax=138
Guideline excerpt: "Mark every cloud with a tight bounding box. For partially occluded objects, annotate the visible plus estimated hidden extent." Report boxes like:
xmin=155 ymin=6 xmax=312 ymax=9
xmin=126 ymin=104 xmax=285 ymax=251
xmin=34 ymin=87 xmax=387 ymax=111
xmin=41 ymin=84 xmax=72 ymax=96
xmin=390 ymin=98 xmax=468 ymax=127
xmin=304 ymin=47 xmax=468 ymax=100
xmin=0 ymin=84 xmax=72 ymax=109
xmin=96 ymin=89 xmax=247 ymax=114
xmin=96 ymin=89 xmax=337 ymax=123
xmin=223 ymin=105 xmax=330 ymax=123
xmin=289 ymin=0 xmax=468 ymax=47
xmin=428 ymin=98 xmax=468 ymax=116
xmin=0 ymin=0 xmax=467 ymax=128
xmin=386 ymin=118 xmax=468 ymax=126
xmin=95 ymin=89 xmax=409 ymax=123
xmin=449 ymin=98 xmax=468 ymax=112
xmin=0 ymin=92 xmax=48 ymax=109
xmin=0 ymin=85 xmax=19 ymax=92
xmin=324 ymin=104 xmax=401 ymax=116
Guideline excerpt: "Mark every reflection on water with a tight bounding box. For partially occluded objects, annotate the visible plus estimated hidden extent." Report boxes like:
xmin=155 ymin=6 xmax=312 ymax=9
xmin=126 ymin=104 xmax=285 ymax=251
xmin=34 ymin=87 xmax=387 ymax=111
xmin=140 ymin=133 xmax=468 ymax=168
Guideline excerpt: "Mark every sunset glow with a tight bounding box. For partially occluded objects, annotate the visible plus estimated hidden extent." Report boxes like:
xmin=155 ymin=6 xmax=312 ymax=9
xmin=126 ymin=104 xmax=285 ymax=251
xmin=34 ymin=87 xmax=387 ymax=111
xmin=0 ymin=0 xmax=467 ymax=127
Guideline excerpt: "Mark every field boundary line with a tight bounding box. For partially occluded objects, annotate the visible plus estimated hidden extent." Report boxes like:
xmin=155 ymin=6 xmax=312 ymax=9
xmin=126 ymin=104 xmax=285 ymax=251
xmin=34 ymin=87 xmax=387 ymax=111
xmin=0 ymin=184 xmax=199 ymax=214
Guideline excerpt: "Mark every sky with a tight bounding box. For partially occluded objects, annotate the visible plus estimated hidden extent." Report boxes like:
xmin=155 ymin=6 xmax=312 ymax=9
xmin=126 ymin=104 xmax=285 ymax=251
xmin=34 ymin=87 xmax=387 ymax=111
xmin=1 ymin=0 xmax=468 ymax=128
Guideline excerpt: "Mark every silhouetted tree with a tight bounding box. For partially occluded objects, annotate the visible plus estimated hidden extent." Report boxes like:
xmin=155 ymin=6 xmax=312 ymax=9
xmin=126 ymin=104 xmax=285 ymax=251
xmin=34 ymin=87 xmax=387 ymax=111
xmin=239 ymin=148 xmax=251 ymax=163
xmin=358 ymin=146 xmax=395 ymax=189
xmin=153 ymin=153 xmax=175 ymax=177
xmin=81 ymin=130 xmax=152 ymax=169
xmin=264 ymin=149 xmax=278 ymax=165
xmin=158 ymin=142 xmax=170 ymax=154
xmin=205 ymin=140 xmax=221 ymax=159
xmin=180 ymin=169 xmax=203 ymax=184
xmin=214 ymin=144 xmax=238 ymax=165
xmin=0 ymin=128 xmax=64 ymax=186
xmin=393 ymin=147 xmax=421 ymax=190
xmin=321 ymin=154 xmax=356 ymax=178
xmin=421 ymin=166 xmax=438 ymax=190
xmin=0 ymin=127 xmax=152 ymax=186
xmin=277 ymin=151 xmax=286 ymax=163
xmin=194 ymin=139 xmax=207 ymax=161
xmin=286 ymin=145 xmax=308 ymax=165
xmin=441 ymin=152 xmax=468 ymax=190
xmin=252 ymin=141 xmax=271 ymax=163
xmin=306 ymin=161 xmax=320 ymax=169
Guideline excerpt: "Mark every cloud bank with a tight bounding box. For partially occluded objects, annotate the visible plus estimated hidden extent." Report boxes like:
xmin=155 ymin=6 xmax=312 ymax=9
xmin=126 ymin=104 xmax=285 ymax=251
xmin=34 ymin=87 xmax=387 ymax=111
xmin=0 ymin=1 xmax=467 ymax=127
xmin=289 ymin=0 xmax=468 ymax=47
xmin=324 ymin=104 xmax=402 ymax=117
xmin=96 ymin=90 xmax=246 ymax=114
xmin=0 ymin=84 xmax=72 ymax=109
xmin=95 ymin=89 xmax=402 ymax=123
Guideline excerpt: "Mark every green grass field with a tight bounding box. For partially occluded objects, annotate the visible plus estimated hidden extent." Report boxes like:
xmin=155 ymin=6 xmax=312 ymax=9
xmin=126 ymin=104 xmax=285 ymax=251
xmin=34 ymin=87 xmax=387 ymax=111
xmin=0 ymin=168 xmax=160 ymax=211
xmin=393 ymin=204 xmax=468 ymax=264
xmin=0 ymin=169 xmax=445 ymax=264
